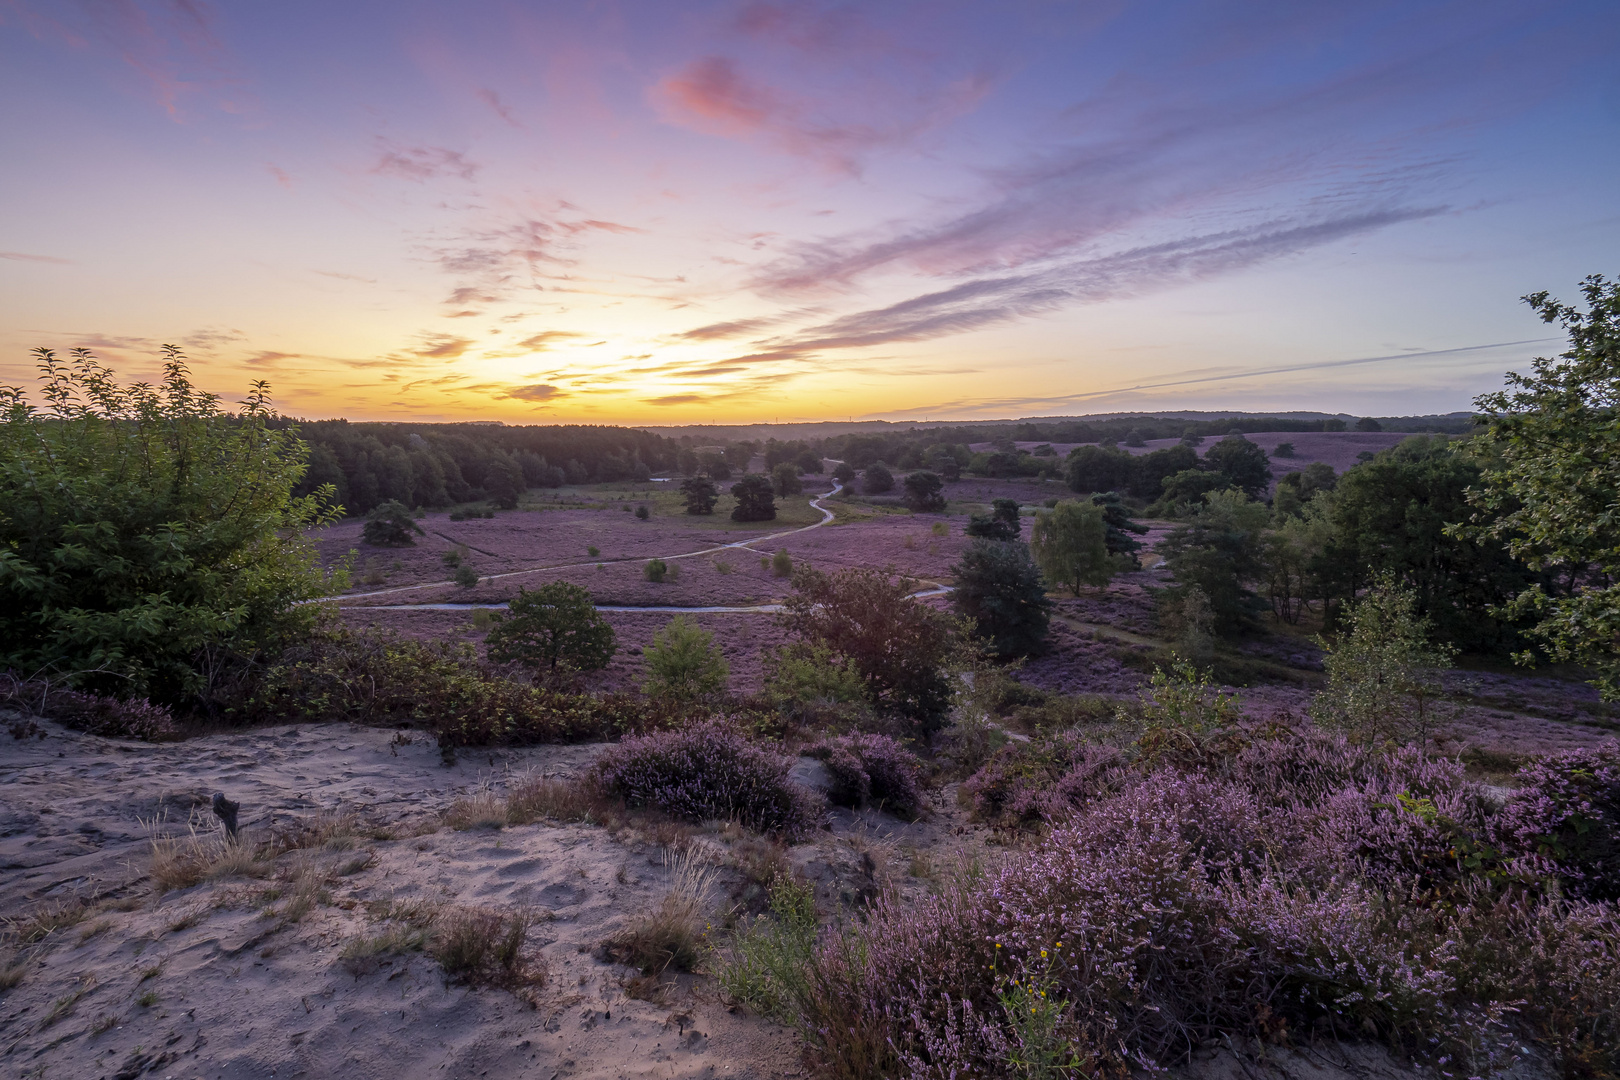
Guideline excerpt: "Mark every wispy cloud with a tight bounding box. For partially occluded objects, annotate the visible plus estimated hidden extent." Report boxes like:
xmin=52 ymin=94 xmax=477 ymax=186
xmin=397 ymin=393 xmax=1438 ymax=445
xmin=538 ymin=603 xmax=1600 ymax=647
xmin=373 ymin=142 xmax=479 ymax=182
xmin=476 ymin=87 xmax=521 ymax=127
xmin=500 ymin=383 xmax=568 ymax=403
xmin=2 ymin=251 xmax=72 ymax=264
xmin=765 ymin=208 xmax=1443 ymax=353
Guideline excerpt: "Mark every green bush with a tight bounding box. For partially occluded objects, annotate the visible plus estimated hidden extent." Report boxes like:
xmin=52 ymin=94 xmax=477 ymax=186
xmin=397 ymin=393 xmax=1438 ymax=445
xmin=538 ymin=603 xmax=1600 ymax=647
xmin=486 ymin=583 xmax=615 ymax=674
xmin=0 ymin=347 xmax=342 ymax=704
xmin=720 ymin=874 xmax=819 ymax=1022
xmin=642 ymin=615 xmax=729 ymax=700
xmin=362 ymin=500 xmax=422 ymax=546
xmin=645 ymin=558 xmax=668 ymax=582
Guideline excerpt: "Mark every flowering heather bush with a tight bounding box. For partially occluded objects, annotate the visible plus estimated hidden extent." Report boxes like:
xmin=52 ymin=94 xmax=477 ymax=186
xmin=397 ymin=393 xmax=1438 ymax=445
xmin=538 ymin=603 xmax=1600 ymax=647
xmin=806 ymin=769 xmax=1528 ymax=1080
xmin=1 ymin=676 xmax=177 ymax=740
xmin=815 ymin=733 xmax=926 ymax=818
xmin=587 ymin=722 xmax=822 ymax=839
xmin=1495 ymin=740 xmax=1620 ymax=900
xmin=803 ymin=731 xmax=1620 ymax=1079
xmin=960 ymin=732 xmax=1126 ymax=829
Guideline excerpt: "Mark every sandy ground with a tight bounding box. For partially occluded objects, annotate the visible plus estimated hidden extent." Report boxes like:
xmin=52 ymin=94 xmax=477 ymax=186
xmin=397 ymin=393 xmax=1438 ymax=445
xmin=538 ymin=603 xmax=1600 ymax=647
xmin=0 ymin=719 xmax=980 ymax=1080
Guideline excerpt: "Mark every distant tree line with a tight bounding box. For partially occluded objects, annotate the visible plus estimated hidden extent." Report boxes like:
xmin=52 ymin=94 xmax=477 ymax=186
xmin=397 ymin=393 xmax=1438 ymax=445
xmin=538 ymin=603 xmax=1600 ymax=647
xmin=281 ymin=419 xmax=676 ymax=515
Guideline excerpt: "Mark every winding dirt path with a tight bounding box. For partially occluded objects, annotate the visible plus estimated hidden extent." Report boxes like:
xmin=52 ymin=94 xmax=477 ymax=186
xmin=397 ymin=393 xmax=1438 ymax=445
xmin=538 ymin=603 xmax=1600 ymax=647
xmin=334 ymin=482 xmax=954 ymax=615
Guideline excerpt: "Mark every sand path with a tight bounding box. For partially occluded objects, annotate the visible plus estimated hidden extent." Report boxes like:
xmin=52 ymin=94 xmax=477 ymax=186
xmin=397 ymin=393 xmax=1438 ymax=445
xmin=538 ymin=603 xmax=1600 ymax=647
xmin=0 ymin=721 xmax=815 ymax=1080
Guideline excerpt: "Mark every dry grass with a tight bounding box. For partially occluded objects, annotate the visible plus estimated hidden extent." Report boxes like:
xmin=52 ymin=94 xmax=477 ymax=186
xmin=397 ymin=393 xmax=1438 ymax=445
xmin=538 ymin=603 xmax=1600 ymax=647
xmin=429 ymin=906 xmax=546 ymax=992
xmin=0 ymin=958 xmax=27 ymax=991
xmin=3 ymin=897 xmax=92 ymax=945
xmin=445 ymin=783 xmax=508 ymax=831
xmin=505 ymin=773 xmax=613 ymax=825
xmin=599 ymin=848 xmax=717 ymax=976
xmin=145 ymin=811 xmax=272 ymax=892
xmin=38 ymin=975 xmax=95 ymax=1030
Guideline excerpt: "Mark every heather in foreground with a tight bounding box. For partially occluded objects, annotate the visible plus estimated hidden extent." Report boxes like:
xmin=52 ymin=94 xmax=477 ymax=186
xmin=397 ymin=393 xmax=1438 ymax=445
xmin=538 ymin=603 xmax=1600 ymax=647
xmin=786 ymin=731 xmax=1620 ymax=1080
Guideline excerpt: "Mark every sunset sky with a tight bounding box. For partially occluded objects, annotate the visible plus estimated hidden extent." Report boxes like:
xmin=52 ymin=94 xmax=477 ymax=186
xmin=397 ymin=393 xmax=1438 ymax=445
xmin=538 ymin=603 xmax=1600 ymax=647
xmin=2 ymin=1 xmax=1617 ymax=424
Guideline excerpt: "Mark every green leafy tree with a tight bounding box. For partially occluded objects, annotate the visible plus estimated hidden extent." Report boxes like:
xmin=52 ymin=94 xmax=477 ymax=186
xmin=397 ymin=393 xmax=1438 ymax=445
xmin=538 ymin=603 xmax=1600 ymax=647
xmin=485 ymin=582 xmax=615 ymax=673
xmin=730 ymin=474 xmax=777 ymax=521
xmin=763 ymin=641 xmax=868 ymax=711
xmin=482 ymin=455 xmax=525 ymax=509
xmin=862 ymin=462 xmax=894 ymax=494
xmin=680 ymin=475 xmax=719 ymax=515
xmin=951 ymin=538 xmax=1051 ymax=659
xmin=1064 ymin=444 xmax=1134 ymax=494
xmin=1323 ymin=435 xmax=1538 ymax=650
xmin=782 ymin=566 xmax=965 ymax=733
xmin=1355 ymin=416 xmax=1384 ymax=432
xmin=832 ymin=461 xmax=857 ymax=484
xmin=0 ymin=347 xmax=342 ymax=703
xmin=1157 ymin=489 xmax=1269 ymax=632
xmin=794 ymin=450 xmax=823 ymax=474
xmin=1091 ymin=491 xmax=1147 ymax=562
xmin=1312 ymin=576 xmax=1455 ymax=745
xmin=1129 ymin=444 xmax=1199 ymax=499
xmin=1272 ymin=461 xmax=1336 ymax=518
xmin=902 ymin=470 xmax=947 ymax=513
xmin=1201 ymin=435 xmax=1273 ymax=498
xmin=1463 ymin=276 xmax=1620 ymax=696
xmin=1272 ymin=441 xmax=1295 ymax=458
xmin=641 ymin=615 xmax=729 ymax=699
xmin=1260 ymin=502 xmax=1333 ymax=624
xmin=965 ymin=498 xmax=1020 ymax=541
xmin=362 ymin=500 xmax=422 ymax=546
xmin=1029 ymin=500 xmax=1118 ymax=596
xmin=771 ymin=461 xmax=803 ymax=496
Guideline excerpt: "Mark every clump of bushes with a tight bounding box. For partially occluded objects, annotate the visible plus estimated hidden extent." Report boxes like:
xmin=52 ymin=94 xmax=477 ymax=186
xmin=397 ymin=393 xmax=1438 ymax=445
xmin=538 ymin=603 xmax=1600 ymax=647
xmin=1 ymin=677 xmax=177 ymax=741
xmin=1497 ymin=741 xmax=1620 ymax=900
xmin=798 ymin=736 xmax=1620 ymax=1079
xmin=812 ymin=733 xmax=926 ymax=818
xmin=586 ymin=722 xmax=822 ymax=839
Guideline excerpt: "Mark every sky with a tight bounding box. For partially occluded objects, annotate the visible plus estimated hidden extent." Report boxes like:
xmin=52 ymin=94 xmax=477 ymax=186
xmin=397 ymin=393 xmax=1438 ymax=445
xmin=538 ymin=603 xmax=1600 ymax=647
xmin=2 ymin=1 xmax=1617 ymax=425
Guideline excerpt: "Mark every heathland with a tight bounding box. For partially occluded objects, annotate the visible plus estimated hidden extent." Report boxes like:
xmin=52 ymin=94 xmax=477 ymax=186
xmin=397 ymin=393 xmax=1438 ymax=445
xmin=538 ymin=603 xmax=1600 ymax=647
xmin=3 ymin=278 xmax=1619 ymax=1080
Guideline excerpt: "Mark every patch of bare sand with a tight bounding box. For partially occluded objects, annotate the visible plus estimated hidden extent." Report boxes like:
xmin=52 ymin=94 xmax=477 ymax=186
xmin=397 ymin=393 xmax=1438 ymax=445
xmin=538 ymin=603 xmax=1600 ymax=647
xmin=0 ymin=719 xmax=986 ymax=1080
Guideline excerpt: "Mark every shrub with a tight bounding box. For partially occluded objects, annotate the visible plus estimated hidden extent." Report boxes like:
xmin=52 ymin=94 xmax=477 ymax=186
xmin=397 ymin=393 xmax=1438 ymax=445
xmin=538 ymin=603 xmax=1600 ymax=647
xmin=1273 ymin=441 xmax=1296 ymax=458
xmin=763 ymin=642 xmax=869 ymax=717
xmin=0 ymin=347 xmax=342 ymax=703
xmin=782 ymin=567 xmax=967 ymax=734
xmin=771 ymin=549 xmax=793 ymax=578
xmin=1496 ymin=741 xmax=1620 ymax=900
xmin=772 ymin=462 xmax=803 ymax=497
xmin=362 ymin=500 xmax=423 ymax=547
xmin=587 ymin=722 xmax=822 ymax=838
xmin=680 ymin=476 xmax=718 ymax=515
xmin=642 ymin=616 xmax=729 ymax=700
xmin=1030 ymin=500 xmax=1120 ymax=596
xmin=902 ymin=471 xmax=946 ymax=513
xmin=453 ymin=563 xmax=479 ymax=588
xmin=814 ymin=733 xmax=926 ymax=818
xmin=965 ymin=498 xmax=1019 ymax=541
xmin=951 ymin=539 xmax=1051 ymax=660
xmin=962 ymin=732 xmax=1126 ymax=829
xmin=730 ymin=474 xmax=777 ymax=521
xmin=804 ymin=768 xmax=1520 ymax=1080
xmin=720 ymin=873 xmax=819 ymax=1021
xmin=430 ymin=906 xmax=544 ymax=990
xmin=862 ymin=463 xmax=893 ymax=494
xmin=832 ymin=462 xmax=856 ymax=484
xmin=2 ymin=677 xmax=178 ymax=740
xmin=486 ymin=583 xmax=615 ymax=674
xmin=635 ymin=504 xmax=650 ymax=520
xmin=1313 ymin=576 xmax=1456 ymax=746
xmin=645 ymin=558 xmax=668 ymax=583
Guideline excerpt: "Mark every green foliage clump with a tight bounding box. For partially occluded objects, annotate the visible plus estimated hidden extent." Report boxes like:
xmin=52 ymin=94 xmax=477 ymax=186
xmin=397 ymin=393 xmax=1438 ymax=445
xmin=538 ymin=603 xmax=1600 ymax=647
xmin=771 ymin=549 xmax=793 ymax=578
xmin=782 ymin=567 xmax=966 ymax=734
xmin=453 ymin=563 xmax=480 ymax=589
xmin=485 ymin=582 xmax=615 ymax=674
xmin=642 ymin=615 xmax=729 ymax=700
xmin=861 ymin=462 xmax=893 ymax=494
xmin=1313 ymin=577 xmax=1455 ymax=746
xmin=1200 ymin=434 xmax=1272 ymax=498
xmin=720 ymin=874 xmax=819 ymax=1023
xmin=1030 ymin=500 xmax=1119 ymax=596
xmin=680 ymin=475 xmax=718 ymax=515
xmin=901 ymin=470 xmax=946 ymax=513
xmin=730 ymin=474 xmax=777 ymax=521
xmin=763 ymin=641 xmax=869 ymax=717
xmin=1157 ymin=489 xmax=1268 ymax=633
xmin=965 ymin=498 xmax=1020 ymax=541
xmin=951 ymin=538 xmax=1051 ymax=660
xmin=0 ymin=347 xmax=341 ymax=703
xmin=771 ymin=462 xmax=803 ymax=496
xmin=645 ymin=558 xmax=669 ymax=583
xmin=1465 ymin=275 xmax=1620 ymax=695
xmin=362 ymin=500 xmax=422 ymax=546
